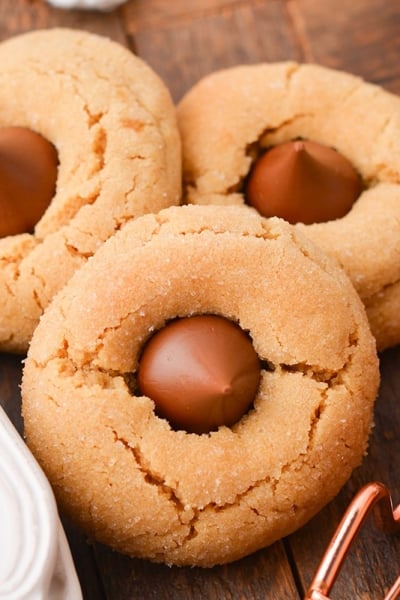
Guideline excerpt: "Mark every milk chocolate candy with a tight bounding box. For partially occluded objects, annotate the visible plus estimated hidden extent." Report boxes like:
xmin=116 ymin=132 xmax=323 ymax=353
xmin=0 ymin=127 xmax=58 ymax=238
xmin=246 ymin=139 xmax=362 ymax=224
xmin=137 ymin=314 xmax=261 ymax=434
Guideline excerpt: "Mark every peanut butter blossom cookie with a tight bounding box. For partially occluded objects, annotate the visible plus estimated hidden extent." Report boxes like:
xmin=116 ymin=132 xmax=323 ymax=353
xmin=177 ymin=62 xmax=400 ymax=351
xmin=22 ymin=205 xmax=379 ymax=567
xmin=0 ymin=28 xmax=181 ymax=353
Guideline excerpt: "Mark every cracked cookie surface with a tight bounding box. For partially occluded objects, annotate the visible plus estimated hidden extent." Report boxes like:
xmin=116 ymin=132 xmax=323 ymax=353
xmin=177 ymin=62 xmax=400 ymax=350
xmin=21 ymin=204 xmax=379 ymax=567
xmin=0 ymin=28 xmax=181 ymax=353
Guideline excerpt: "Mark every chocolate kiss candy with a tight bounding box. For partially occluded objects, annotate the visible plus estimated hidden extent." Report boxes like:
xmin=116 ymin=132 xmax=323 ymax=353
xmin=137 ymin=315 xmax=261 ymax=434
xmin=245 ymin=139 xmax=362 ymax=224
xmin=0 ymin=127 xmax=58 ymax=237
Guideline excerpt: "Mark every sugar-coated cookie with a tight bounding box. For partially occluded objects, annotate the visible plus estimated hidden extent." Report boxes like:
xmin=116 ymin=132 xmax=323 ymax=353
xmin=22 ymin=204 xmax=379 ymax=567
xmin=177 ymin=62 xmax=400 ymax=351
xmin=0 ymin=28 xmax=181 ymax=353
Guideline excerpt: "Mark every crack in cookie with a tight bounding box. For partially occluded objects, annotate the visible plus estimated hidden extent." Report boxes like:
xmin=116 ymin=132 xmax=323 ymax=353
xmin=22 ymin=204 xmax=378 ymax=567
xmin=0 ymin=28 xmax=181 ymax=353
xmin=177 ymin=62 xmax=400 ymax=350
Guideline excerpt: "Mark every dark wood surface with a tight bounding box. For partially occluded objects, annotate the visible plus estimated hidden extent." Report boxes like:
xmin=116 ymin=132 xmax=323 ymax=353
xmin=1 ymin=1 xmax=400 ymax=598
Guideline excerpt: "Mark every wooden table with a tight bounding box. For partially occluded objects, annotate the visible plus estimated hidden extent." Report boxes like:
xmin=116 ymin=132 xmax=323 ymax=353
xmin=1 ymin=1 xmax=400 ymax=598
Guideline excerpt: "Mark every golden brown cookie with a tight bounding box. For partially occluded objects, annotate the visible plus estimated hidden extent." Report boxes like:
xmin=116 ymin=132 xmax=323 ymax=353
xmin=177 ymin=62 xmax=400 ymax=351
xmin=22 ymin=204 xmax=379 ymax=567
xmin=0 ymin=28 xmax=181 ymax=353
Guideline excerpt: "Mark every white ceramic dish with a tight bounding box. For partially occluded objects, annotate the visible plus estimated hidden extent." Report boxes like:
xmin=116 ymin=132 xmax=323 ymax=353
xmin=0 ymin=406 xmax=82 ymax=600
xmin=46 ymin=0 xmax=126 ymax=10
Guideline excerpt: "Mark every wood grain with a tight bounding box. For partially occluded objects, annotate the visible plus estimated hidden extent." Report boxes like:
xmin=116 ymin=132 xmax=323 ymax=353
xmin=290 ymin=347 xmax=400 ymax=599
xmin=94 ymin=542 xmax=299 ymax=600
xmin=1 ymin=1 xmax=400 ymax=598
xmin=126 ymin=0 xmax=303 ymax=101
xmin=288 ymin=0 xmax=400 ymax=93
xmin=0 ymin=0 xmax=126 ymax=41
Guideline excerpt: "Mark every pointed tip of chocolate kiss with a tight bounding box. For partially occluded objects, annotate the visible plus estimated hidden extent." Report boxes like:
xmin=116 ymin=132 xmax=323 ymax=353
xmin=293 ymin=139 xmax=306 ymax=153
xmin=245 ymin=139 xmax=362 ymax=225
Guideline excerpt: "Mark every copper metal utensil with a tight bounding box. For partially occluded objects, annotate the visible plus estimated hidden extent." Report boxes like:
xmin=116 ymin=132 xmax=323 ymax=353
xmin=305 ymin=482 xmax=400 ymax=600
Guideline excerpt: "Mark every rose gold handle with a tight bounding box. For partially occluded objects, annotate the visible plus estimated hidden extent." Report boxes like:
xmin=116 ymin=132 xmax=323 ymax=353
xmin=305 ymin=482 xmax=400 ymax=600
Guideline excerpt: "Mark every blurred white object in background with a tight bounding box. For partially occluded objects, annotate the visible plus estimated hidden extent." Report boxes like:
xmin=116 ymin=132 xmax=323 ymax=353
xmin=46 ymin=0 xmax=126 ymax=10
xmin=0 ymin=406 xmax=82 ymax=600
